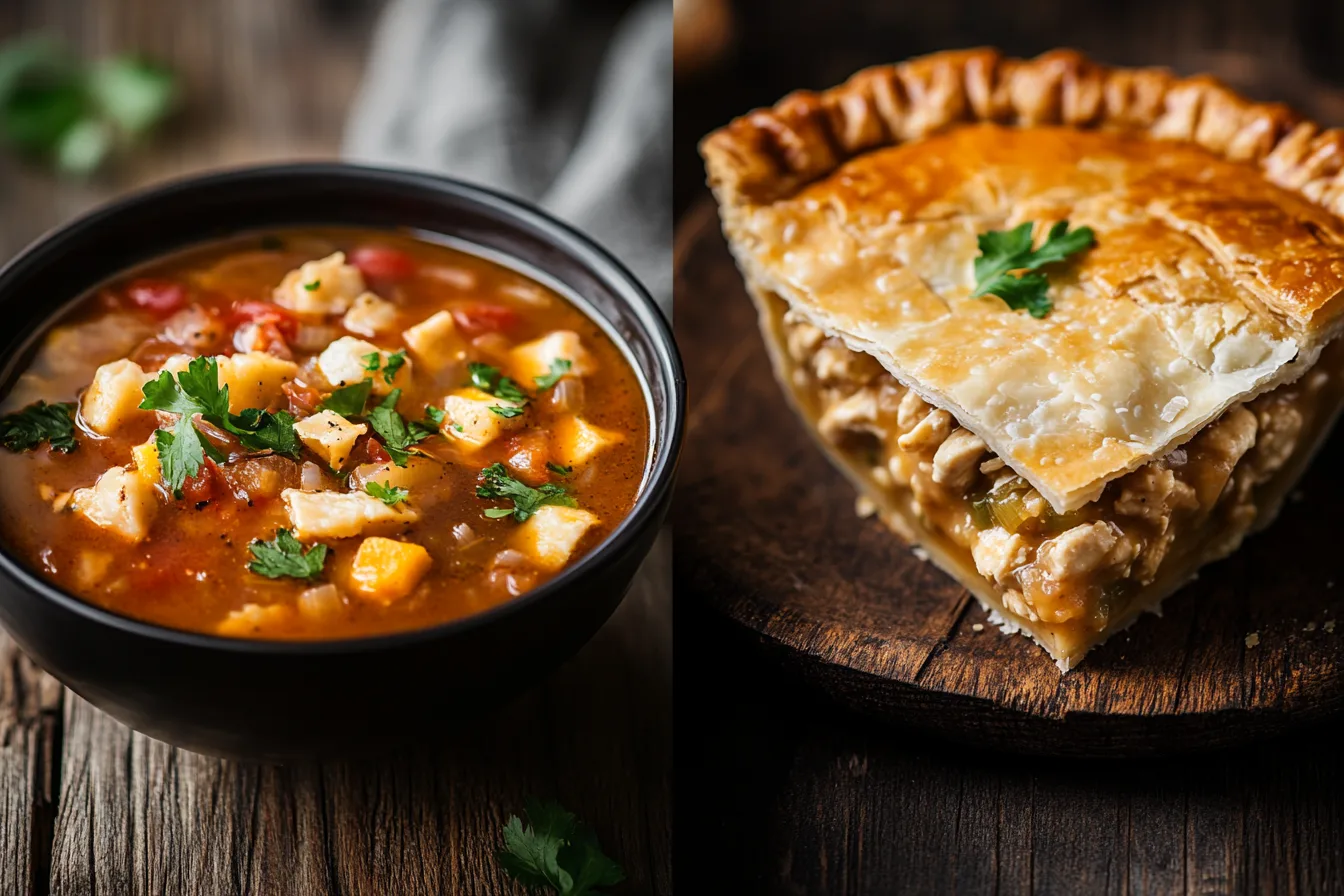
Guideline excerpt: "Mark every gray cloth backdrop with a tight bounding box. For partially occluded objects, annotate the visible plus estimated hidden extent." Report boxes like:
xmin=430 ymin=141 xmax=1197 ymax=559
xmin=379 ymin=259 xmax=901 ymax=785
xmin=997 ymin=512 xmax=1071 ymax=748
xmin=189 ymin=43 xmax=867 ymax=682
xmin=343 ymin=0 xmax=672 ymax=312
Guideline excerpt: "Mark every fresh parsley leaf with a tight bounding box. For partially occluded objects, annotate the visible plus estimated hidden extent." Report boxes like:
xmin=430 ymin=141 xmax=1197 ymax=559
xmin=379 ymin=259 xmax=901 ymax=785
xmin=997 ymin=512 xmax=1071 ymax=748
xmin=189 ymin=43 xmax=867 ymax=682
xmin=534 ymin=358 xmax=572 ymax=391
xmin=423 ymin=405 xmax=446 ymax=426
xmin=497 ymin=799 xmax=624 ymax=896
xmin=546 ymin=462 xmax=572 ymax=476
xmin=477 ymin=462 xmax=577 ymax=522
xmin=229 ymin=407 xmax=300 ymax=457
xmin=365 ymin=481 xmax=409 ymax=506
xmin=468 ymin=361 xmax=529 ymax=403
xmin=971 ymin=220 xmax=1095 ymax=319
xmin=490 ymin=404 xmax=525 ymax=419
xmin=382 ymin=350 xmax=407 ymax=385
xmin=303 ymin=279 xmax=320 ymax=292
xmin=452 ymin=423 xmax=464 ymax=433
xmin=366 ymin=389 xmax=436 ymax=467
xmin=362 ymin=351 xmax=382 ymax=372
xmin=0 ymin=400 xmax=77 ymax=453
xmin=140 ymin=356 xmax=299 ymax=493
xmin=0 ymin=38 xmax=176 ymax=176
xmin=246 ymin=528 xmax=328 ymax=581
xmin=318 ymin=380 xmax=372 ymax=417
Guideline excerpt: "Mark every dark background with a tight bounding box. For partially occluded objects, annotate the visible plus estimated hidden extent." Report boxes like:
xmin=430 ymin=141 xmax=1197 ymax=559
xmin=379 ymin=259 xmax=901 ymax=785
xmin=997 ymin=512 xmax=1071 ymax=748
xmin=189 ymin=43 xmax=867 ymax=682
xmin=674 ymin=1 xmax=1344 ymax=893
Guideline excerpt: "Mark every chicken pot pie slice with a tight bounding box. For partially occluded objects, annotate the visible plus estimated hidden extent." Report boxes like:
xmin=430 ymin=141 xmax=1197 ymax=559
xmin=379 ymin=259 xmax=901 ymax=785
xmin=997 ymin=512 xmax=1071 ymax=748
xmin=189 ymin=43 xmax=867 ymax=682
xmin=700 ymin=48 xmax=1344 ymax=670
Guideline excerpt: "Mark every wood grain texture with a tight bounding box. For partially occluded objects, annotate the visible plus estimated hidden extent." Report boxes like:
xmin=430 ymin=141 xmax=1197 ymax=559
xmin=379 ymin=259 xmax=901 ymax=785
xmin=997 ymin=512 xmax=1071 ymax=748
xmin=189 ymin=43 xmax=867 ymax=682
xmin=674 ymin=199 xmax=1344 ymax=756
xmin=0 ymin=1 xmax=671 ymax=893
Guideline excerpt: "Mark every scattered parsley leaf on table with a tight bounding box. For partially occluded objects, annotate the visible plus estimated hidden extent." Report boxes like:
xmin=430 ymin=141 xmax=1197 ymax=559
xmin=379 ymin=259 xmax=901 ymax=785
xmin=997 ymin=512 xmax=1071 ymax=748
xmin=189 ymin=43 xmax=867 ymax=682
xmin=497 ymin=799 xmax=625 ymax=896
xmin=0 ymin=400 xmax=78 ymax=453
xmin=0 ymin=36 xmax=177 ymax=175
xmin=246 ymin=529 xmax=328 ymax=581
xmin=477 ymin=463 xmax=576 ymax=522
xmin=971 ymin=220 xmax=1095 ymax=319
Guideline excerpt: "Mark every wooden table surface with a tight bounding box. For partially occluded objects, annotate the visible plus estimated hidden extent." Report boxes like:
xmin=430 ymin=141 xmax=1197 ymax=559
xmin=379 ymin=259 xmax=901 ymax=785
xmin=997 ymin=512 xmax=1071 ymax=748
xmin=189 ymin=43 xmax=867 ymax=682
xmin=674 ymin=0 xmax=1344 ymax=892
xmin=0 ymin=2 xmax=671 ymax=894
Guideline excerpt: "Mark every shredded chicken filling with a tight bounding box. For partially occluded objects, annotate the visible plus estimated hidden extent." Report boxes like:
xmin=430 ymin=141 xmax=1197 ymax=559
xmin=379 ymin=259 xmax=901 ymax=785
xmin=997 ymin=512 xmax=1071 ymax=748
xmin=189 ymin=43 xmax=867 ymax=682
xmin=782 ymin=310 xmax=1332 ymax=634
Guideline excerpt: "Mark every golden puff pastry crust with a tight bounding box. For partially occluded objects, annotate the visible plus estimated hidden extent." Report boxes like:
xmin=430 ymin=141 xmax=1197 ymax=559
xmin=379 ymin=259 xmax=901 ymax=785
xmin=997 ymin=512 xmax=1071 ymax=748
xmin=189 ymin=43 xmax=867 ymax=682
xmin=701 ymin=48 xmax=1344 ymax=512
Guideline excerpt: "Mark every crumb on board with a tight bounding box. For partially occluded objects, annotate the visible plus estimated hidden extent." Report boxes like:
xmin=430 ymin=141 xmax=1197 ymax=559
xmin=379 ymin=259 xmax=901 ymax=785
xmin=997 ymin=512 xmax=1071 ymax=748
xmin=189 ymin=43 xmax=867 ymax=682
xmin=1327 ymin=620 xmax=1337 ymax=634
xmin=911 ymin=546 xmax=930 ymax=561
xmin=1245 ymin=632 xmax=1260 ymax=648
xmin=1305 ymin=621 xmax=1318 ymax=632
xmin=972 ymin=623 xmax=984 ymax=632
xmin=855 ymin=496 xmax=876 ymax=519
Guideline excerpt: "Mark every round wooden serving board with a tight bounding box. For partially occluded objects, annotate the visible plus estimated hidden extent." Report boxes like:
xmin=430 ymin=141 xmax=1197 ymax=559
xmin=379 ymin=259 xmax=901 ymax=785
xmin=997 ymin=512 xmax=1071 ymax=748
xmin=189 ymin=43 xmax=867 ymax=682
xmin=673 ymin=200 xmax=1344 ymax=757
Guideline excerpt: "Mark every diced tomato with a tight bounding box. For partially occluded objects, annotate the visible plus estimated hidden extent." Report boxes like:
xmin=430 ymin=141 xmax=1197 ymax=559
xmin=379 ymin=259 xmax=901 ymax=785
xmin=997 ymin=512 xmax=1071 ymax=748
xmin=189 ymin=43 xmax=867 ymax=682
xmin=503 ymin=432 xmax=550 ymax=486
xmin=229 ymin=301 xmax=299 ymax=341
xmin=452 ymin=303 xmax=520 ymax=337
xmin=180 ymin=459 xmax=221 ymax=504
xmin=350 ymin=246 xmax=417 ymax=281
xmin=364 ymin=438 xmax=391 ymax=465
xmin=125 ymin=279 xmax=187 ymax=317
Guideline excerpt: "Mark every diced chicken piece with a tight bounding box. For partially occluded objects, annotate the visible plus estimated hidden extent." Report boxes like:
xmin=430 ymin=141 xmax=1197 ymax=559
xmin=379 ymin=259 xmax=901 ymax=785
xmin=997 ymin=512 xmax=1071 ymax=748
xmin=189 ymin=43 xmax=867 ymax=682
xmin=509 ymin=330 xmax=596 ymax=386
xmin=130 ymin=438 xmax=161 ymax=488
xmin=512 ymin=505 xmax=600 ymax=572
xmin=441 ymin=388 xmax=526 ymax=449
xmin=348 ymin=457 xmax=448 ymax=494
xmin=317 ymin=336 xmax=411 ymax=396
xmin=71 ymin=466 xmax=160 ymax=543
xmin=281 ymin=488 xmax=419 ymax=540
xmin=81 ymin=359 xmax=150 ymax=434
xmin=1038 ymin=522 xmax=1131 ymax=581
xmin=342 ymin=292 xmax=399 ymax=337
xmin=551 ymin=417 xmax=622 ymax=469
xmin=273 ymin=252 xmax=366 ymax=317
xmin=292 ymin=410 xmax=367 ymax=469
xmin=931 ymin=429 xmax=987 ymax=490
xmin=346 ymin=537 xmax=432 ymax=604
xmin=971 ymin=529 xmax=1030 ymax=587
xmin=401 ymin=310 xmax=462 ymax=372
xmin=217 ymin=602 xmax=293 ymax=637
xmin=216 ymin=351 xmax=299 ymax=413
xmin=896 ymin=409 xmax=953 ymax=453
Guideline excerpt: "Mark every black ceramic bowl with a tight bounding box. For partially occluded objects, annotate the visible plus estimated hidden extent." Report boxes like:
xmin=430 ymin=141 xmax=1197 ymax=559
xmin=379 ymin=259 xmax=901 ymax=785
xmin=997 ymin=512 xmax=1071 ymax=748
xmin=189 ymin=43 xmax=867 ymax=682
xmin=0 ymin=164 xmax=682 ymax=760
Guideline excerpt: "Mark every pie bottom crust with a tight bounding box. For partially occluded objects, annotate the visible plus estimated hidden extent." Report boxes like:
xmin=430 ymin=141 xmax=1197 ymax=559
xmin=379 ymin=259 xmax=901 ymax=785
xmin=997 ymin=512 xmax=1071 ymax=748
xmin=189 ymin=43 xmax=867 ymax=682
xmin=750 ymin=287 xmax=1344 ymax=671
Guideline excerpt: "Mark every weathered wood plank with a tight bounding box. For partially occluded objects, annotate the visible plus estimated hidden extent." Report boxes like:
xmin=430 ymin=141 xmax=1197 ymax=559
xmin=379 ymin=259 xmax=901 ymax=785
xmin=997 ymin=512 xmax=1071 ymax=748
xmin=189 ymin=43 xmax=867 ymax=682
xmin=0 ymin=637 xmax=62 ymax=896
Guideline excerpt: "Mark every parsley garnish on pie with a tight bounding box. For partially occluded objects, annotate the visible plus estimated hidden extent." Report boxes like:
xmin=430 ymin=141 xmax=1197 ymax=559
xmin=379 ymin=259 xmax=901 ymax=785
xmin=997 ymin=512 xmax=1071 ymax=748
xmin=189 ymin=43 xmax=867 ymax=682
xmin=971 ymin=220 xmax=1095 ymax=319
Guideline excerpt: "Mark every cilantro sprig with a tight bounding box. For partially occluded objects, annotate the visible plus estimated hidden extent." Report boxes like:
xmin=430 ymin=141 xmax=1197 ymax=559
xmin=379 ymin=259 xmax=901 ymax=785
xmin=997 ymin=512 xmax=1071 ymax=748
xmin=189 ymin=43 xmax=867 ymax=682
xmin=497 ymin=799 xmax=624 ymax=896
xmin=365 ymin=480 xmax=408 ymax=506
xmin=0 ymin=400 xmax=78 ymax=454
xmin=468 ymin=361 xmax=530 ymax=417
xmin=477 ymin=462 xmax=576 ymax=522
xmin=317 ymin=380 xmax=373 ymax=417
xmin=139 ymin=356 xmax=299 ymax=496
xmin=971 ymin=220 xmax=1095 ymax=319
xmin=246 ymin=528 xmax=328 ymax=581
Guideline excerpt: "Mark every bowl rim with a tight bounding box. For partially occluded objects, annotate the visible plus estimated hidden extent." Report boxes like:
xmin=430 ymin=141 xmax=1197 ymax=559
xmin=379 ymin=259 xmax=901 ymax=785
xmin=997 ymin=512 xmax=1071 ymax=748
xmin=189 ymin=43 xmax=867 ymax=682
xmin=0 ymin=161 xmax=684 ymax=655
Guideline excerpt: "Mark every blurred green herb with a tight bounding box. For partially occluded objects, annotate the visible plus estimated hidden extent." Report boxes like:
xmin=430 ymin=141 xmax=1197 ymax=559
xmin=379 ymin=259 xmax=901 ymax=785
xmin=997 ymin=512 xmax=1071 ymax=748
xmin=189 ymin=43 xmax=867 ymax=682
xmin=0 ymin=35 xmax=177 ymax=175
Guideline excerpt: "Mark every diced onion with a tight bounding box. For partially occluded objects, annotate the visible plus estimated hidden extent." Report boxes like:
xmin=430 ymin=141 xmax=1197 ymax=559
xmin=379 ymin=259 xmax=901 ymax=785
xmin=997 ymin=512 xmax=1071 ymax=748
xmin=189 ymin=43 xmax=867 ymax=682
xmin=294 ymin=324 xmax=341 ymax=353
xmin=422 ymin=266 xmax=477 ymax=290
xmin=452 ymin=522 xmax=479 ymax=548
xmin=301 ymin=462 xmax=324 ymax=492
xmin=546 ymin=376 xmax=584 ymax=413
xmin=491 ymin=548 xmax=527 ymax=569
xmin=297 ymin=584 xmax=344 ymax=621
